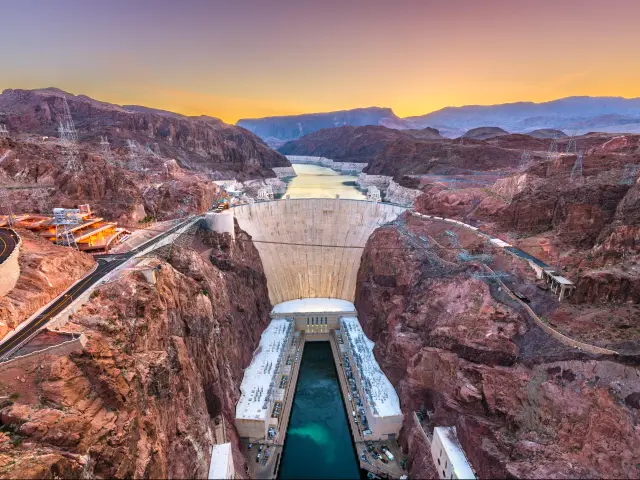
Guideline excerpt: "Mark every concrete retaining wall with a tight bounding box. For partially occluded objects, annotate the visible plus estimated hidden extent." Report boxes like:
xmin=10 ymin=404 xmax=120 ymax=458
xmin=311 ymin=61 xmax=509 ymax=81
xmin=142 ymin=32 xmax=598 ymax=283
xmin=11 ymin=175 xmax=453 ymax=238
xmin=0 ymin=333 xmax=87 ymax=372
xmin=0 ymin=231 xmax=21 ymax=297
xmin=233 ymin=199 xmax=406 ymax=304
xmin=272 ymin=166 xmax=297 ymax=178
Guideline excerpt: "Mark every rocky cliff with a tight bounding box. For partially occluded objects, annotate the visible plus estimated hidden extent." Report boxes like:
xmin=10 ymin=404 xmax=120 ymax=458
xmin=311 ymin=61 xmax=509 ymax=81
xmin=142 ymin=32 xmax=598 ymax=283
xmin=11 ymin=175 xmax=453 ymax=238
xmin=0 ymin=222 xmax=271 ymax=478
xmin=354 ymin=213 xmax=640 ymax=479
xmin=0 ymin=88 xmax=290 ymax=179
xmin=0 ymin=136 xmax=220 ymax=224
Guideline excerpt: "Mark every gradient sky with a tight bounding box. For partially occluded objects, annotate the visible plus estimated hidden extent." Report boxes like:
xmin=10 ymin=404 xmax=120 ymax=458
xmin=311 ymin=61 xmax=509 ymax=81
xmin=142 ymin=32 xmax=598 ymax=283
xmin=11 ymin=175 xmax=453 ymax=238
xmin=2 ymin=0 xmax=640 ymax=123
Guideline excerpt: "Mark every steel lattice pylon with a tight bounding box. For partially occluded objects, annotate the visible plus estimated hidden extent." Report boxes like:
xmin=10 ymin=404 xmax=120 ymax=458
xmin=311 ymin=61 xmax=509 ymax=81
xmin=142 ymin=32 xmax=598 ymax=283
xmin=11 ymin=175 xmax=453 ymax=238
xmin=620 ymin=164 xmax=640 ymax=185
xmin=99 ymin=136 xmax=116 ymax=165
xmin=570 ymin=151 xmax=583 ymax=183
xmin=546 ymin=139 xmax=559 ymax=162
xmin=58 ymin=96 xmax=83 ymax=173
xmin=127 ymin=139 xmax=144 ymax=171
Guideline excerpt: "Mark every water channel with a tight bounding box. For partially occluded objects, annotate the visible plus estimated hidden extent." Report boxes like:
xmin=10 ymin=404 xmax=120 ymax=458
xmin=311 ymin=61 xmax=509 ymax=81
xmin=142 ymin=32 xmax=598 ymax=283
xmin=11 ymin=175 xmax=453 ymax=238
xmin=284 ymin=164 xmax=366 ymax=200
xmin=278 ymin=342 xmax=360 ymax=479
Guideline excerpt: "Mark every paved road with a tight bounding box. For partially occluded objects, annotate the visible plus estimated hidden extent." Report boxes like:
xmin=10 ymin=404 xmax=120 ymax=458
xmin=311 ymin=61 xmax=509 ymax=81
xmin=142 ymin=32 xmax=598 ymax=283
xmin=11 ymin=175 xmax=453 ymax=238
xmin=0 ymin=228 xmax=19 ymax=264
xmin=0 ymin=218 xmax=196 ymax=360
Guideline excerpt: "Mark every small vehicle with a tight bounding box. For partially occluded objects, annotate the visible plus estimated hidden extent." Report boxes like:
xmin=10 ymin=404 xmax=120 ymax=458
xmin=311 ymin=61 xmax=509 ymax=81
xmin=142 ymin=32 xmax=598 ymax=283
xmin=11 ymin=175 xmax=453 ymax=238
xmin=259 ymin=445 xmax=263 ymax=452
xmin=256 ymin=453 xmax=261 ymax=463
xmin=248 ymin=443 xmax=253 ymax=450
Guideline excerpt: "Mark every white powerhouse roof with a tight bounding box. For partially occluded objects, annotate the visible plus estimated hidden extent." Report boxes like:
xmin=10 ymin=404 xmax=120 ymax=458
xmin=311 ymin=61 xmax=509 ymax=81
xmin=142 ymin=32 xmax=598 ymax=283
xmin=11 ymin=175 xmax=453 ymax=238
xmin=236 ymin=319 xmax=293 ymax=421
xmin=340 ymin=317 xmax=401 ymax=418
xmin=272 ymin=298 xmax=356 ymax=314
xmin=208 ymin=443 xmax=232 ymax=480
xmin=434 ymin=427 xmax=476 ymax=479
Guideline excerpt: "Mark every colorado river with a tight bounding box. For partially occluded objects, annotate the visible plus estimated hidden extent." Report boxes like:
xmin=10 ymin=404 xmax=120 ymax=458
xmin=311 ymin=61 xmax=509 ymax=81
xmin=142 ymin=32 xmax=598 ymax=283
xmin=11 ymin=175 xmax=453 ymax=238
xmin=285 ymin=164 xmax=366 ymax=200
xmin=278 ymin=342 xmax=360 ymax=479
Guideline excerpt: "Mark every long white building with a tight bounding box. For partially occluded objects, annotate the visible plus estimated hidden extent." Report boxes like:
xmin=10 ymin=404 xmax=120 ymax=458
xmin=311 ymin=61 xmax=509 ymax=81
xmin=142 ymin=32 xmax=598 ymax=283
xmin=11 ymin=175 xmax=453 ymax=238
xmin=235 ymin=319 xmax=293 ymax=440
xmin=340 ymin=317 xmax=403 ymax=441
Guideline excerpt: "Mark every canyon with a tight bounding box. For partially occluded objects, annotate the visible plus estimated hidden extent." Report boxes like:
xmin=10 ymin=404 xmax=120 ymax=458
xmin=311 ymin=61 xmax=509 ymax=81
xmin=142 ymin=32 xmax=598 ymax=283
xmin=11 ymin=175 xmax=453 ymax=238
xmin=0 ymin=90 xmax=638 ymax=480
xmin=0 ymin=223 xmax=272 ymax=478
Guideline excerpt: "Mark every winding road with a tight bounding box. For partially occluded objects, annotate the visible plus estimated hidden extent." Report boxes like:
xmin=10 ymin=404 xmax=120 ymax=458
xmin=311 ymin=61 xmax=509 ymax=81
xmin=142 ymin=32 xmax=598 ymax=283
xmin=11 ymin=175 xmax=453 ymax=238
xmin=0 ymin=227 xmax=19 ymax=264
xmin=0 ymin=218 xmax=197 ymax=360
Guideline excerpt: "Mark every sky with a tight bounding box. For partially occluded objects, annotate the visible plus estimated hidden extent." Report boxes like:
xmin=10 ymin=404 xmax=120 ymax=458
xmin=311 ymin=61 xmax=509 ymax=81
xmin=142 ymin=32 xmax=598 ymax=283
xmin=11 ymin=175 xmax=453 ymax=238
xmin=2 ymin=0 xmax=640 ymax=123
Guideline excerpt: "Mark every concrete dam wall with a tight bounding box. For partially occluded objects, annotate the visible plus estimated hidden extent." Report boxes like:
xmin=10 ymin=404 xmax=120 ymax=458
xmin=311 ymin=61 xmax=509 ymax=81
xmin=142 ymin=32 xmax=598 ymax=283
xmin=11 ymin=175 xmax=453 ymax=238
xmin=233 ymin=199 xmax=406 ymax=304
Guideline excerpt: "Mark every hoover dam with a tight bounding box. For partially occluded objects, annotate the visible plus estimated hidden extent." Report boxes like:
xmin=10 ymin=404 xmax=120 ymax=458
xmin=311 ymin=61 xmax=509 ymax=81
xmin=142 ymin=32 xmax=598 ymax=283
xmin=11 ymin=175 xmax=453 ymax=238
xmin=233 ymin=198 xmax=407 ymax=304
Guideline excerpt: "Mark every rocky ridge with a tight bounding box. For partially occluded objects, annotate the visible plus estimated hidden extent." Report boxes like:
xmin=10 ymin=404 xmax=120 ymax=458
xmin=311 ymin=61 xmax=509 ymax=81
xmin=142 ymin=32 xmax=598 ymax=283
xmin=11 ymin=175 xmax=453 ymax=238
xmin=0 ymin=222 xmax=271 ymax=478
xmin=355 ymin=213 xmax=640 ymax=478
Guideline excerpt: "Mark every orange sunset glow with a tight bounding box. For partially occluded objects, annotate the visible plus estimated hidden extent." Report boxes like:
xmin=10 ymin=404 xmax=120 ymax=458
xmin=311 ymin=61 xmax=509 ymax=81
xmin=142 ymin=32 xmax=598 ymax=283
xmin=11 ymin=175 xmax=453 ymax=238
xmin=2 ymin=0 xmax=640 ymax=122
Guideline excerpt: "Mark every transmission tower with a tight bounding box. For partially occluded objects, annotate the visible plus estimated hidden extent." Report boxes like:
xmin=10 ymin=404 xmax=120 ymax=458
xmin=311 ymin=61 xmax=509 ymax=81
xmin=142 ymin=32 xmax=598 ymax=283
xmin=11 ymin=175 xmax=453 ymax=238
xmin=145 ymin=142 xmax=160 ymax=158
xmin=565 ymin=138 xmax=577 ymax=155
xmin=127 ymin=139 xmax=144 ymax=171
xmin=546 ymin=139 xmax=559 ymax=162
xmin=99 ymin=136 xmax=116 ymax=165
xmin=57 ymin=96 xmax=82 ymax=173
xmin=0 ymin=189 xmax=15 ymax=227
xmin=521 ymin=150 xmax=531 ymax=163
xmin=53 ymin=208 xmax=81 ymax=249
xmin=0 ymin=124 xmax=8 ymax=138
xmin=569 ymin=151 xmax=583 ymax=183
xmin=620 ymin=164 xmax=640 ymax=185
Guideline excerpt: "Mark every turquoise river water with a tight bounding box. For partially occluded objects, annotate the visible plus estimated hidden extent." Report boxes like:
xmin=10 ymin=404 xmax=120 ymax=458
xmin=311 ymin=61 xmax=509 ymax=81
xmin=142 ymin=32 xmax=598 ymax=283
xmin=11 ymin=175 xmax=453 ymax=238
xmin=278 ymin=342 xmax=360 ymax=479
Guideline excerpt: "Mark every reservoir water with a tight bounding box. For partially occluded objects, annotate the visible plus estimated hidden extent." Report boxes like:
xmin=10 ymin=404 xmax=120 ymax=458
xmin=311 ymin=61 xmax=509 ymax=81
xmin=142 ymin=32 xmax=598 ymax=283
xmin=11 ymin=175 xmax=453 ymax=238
xmin=285 ymin=164 xmax=366 ymax=200
xmin=278 ymin=342 xmax=360 ymax=479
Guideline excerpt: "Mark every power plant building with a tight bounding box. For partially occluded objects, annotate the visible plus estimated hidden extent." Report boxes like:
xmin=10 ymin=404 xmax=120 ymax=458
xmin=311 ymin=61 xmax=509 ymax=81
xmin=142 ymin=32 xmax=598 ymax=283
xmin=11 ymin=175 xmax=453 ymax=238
xmin=339 ymin=317 xmax=403 ymax=441
xmin=235 ymin=319 xmax=293 ymax=441
xmin=271 ymin=298 xmax=356 ymax=336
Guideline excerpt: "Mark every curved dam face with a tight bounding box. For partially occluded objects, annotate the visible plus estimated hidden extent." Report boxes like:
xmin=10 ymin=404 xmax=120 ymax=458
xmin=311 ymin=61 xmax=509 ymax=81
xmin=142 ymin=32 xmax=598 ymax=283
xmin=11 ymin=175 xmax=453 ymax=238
xmin=233 ymin=199 xmax=406 ymax=304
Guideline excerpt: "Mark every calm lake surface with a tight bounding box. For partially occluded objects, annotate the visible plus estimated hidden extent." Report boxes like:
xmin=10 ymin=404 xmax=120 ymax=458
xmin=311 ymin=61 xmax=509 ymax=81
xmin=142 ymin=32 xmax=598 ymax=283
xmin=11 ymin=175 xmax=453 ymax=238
xmin=284 ymin=164 xmax=366 ymax=200
xmin=278 ymin=342 xmax=360 ymax=479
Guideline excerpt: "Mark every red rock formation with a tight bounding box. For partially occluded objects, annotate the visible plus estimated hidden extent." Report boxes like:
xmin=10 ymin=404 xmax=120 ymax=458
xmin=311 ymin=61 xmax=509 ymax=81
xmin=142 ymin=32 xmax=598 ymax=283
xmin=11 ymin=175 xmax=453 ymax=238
xmin=0 ymin=224 xmax=271 ymax=478
xmin=0 ymin=88 xmax=290 ymax=179
xmin=355 ymin=215 xmax=640 ymax=479
xmin=0 ymin=136 xmax=219 ymax=224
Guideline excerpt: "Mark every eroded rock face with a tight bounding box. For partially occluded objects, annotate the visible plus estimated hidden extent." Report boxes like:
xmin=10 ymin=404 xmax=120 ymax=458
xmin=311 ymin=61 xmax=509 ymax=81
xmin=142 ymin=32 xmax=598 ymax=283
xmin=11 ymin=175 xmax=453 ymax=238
xmin=0 ymin=88 xmax=290 ymax=178
xmin=0 ymin=137 xmax=219 ymax=224
xmin=0 ymin=224 xmax=271 ymax=478
xmin=354 ymin=216 xmax=640 ymax=479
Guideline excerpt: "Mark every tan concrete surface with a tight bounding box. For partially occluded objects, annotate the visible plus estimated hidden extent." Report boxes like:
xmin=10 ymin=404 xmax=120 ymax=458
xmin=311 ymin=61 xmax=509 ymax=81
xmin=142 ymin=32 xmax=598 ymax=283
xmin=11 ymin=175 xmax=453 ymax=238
xmin=234 ymin=199 xmax=406 ymax=304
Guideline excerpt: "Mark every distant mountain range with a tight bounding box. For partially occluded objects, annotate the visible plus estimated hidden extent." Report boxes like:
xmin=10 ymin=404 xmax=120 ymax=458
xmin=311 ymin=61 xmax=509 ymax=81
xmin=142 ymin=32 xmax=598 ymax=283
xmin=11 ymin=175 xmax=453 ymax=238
xmin=237 ymin=107 xmax=407 ymax=148
xmin=237 ymin=96 xmax=640 ymax=146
